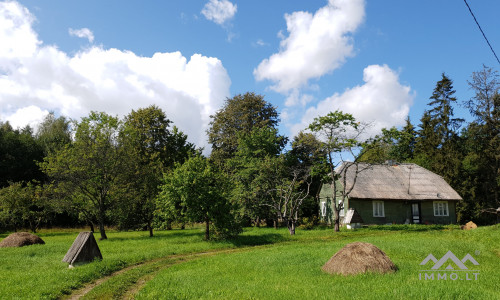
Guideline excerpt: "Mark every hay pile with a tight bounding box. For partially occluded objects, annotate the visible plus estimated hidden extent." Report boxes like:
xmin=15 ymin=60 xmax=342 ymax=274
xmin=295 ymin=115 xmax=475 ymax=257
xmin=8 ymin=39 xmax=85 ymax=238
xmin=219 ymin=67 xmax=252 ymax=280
xmin=461 ymin=221 xmax=478 ymax=230
xmin=0 ymin=232 xmax=45 ymax=248
xmin=322 ymin=242 xmax=397 ymax=275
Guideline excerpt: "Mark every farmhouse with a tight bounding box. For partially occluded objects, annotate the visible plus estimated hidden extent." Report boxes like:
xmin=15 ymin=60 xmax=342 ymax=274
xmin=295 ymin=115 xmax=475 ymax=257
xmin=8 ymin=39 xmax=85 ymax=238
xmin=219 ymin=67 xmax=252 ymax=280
xmin=319 ymin=162 xmax=462 ymax=225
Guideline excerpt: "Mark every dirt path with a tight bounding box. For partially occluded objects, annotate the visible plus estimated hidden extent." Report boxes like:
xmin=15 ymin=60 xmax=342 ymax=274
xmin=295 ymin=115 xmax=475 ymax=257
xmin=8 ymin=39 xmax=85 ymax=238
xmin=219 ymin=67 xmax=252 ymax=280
xmin=63 ymin=247 xmax=250 ymax=300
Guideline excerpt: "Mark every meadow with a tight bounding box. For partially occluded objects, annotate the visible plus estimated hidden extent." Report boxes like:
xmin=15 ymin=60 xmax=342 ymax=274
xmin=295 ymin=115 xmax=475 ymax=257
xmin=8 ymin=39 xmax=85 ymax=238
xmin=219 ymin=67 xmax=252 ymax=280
xmin=0 ymin=225 xmax=499 ymax=299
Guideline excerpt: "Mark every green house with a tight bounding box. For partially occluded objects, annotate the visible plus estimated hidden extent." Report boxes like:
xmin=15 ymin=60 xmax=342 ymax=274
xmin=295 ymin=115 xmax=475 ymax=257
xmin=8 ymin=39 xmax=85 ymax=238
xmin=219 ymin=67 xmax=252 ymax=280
xmin=319 ymin=163 xmax=462 ymax=225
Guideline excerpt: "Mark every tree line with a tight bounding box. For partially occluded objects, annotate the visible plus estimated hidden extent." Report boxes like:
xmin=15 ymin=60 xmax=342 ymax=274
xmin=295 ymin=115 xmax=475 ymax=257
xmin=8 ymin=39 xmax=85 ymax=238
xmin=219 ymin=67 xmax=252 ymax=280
xmin=0 ymin=65 xmax=498 ymax=239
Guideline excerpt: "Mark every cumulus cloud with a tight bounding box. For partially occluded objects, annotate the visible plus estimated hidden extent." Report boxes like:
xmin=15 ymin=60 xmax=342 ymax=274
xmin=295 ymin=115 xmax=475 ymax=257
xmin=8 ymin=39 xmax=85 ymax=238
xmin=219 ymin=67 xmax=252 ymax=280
xmin=0 ymin=1 xmax=231 ymax=152
xmin=201 ymin=0 xmax=237 ymax=25
xmin=254 ymin=0 xmax=365 ymax=94
xmin=69 ymin=27 xmax=94 ymax=43
xmin=290 ymin=65 xmax=415 ymax=138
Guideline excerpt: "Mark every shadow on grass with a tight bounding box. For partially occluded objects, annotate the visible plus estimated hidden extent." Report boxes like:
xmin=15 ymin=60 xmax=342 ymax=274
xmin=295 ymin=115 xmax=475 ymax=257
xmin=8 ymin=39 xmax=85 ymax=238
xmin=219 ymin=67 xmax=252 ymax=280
xmin=364 ymin=224 xmax=456 ymax=232
xmin=222 ymin=233 xmax=288 ymax=247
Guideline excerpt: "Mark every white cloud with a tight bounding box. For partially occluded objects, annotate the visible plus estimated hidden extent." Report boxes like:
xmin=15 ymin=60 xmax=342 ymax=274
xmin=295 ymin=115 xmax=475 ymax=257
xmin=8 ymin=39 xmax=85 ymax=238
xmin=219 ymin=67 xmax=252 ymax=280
xmin=5 ymin=105 xmax=49 ymax=130
xmin=69 ymin=27 xmax=94 ymax=43
xmin=254 ymin=0 xmax=365 ymax=94
xmin=0 ymin=1 xmax=39 ymax=60
xmin=290 ymin=65 xmax=415 ymax=138
xmin=0 ymin=1 xmax=231 ymax=153
xmin=201 ymin=0 xmax=237 ymax=25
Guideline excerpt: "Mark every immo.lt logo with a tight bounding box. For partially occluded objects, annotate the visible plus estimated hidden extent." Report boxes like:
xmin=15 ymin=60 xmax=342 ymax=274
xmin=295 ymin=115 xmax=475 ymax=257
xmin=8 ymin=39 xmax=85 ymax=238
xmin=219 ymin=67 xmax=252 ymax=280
xmin=419 ymin=250 xmax=480 ymax=281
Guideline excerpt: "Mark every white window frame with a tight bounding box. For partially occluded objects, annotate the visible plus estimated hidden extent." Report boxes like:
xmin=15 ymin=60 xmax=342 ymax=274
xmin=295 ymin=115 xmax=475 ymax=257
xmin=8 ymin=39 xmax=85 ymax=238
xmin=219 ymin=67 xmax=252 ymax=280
xmin=339 ymin=199 xmax=345 ymax=217
xmin=373 ymin=201 xmax=385 ymax=217
xmin=321 ymin=202 xmax=327 ymax=217
xmin=433 ymin=201 xmax=449 ymax=216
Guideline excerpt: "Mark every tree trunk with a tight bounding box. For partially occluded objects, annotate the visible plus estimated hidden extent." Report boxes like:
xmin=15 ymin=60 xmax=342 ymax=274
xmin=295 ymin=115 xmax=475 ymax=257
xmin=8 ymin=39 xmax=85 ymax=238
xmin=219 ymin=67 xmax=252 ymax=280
xmin=181 ymin=223 xmax=185 ymax=230
xmin=205 ymin=217 xmax=210 ymax=240
xmin=166 ymin=219 xmax=172 ymax=230
xmin=273 ymin=219 xmax=277 ymax=229
xmin=99 ymin=222 xmax=108 ymax=240
xmin=147 ymin=221 xmax=153 ymax=237
xmin=333 ymin=207 xmax=340 ymax=232
xmin=89 ymin=223 xmax=95 ymax=233
xmin=287 ymin=220 xmax=295 ymax=235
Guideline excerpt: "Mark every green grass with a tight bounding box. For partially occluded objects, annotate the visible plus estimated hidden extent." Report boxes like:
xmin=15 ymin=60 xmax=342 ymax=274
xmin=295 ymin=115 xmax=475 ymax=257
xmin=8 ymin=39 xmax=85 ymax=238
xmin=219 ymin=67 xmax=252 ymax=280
xmin=0 ymin=227 xmax=287 ymax=299
xmin=136 ymin=225 xmax=500 ymax=300
xmin=1 ymin=225 xmax=499 ymax=299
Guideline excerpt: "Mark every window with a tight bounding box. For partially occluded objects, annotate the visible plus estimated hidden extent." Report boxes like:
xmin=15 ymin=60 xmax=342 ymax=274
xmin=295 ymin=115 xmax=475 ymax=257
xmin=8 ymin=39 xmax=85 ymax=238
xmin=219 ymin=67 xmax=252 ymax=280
xmin=339 ymin=200 xmax=345 ymax=217
xmin=321 ymin=202 xmax=327 ymax=217
xmin=373 ymin=201 xmax=385 ymax=217
xmin=433 ymin=201 xmax=449 ymax=216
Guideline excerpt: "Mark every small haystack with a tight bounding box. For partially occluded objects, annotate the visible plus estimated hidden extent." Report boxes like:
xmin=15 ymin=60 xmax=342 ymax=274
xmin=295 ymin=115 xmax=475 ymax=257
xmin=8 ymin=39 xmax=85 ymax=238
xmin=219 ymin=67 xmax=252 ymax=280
xmin=461 ymin=221 xmax=478 ymax=230
xmin=0 ymin=232 xmax=45 ymax=248
xmin=322 ymin=242 xmax=397 ymax=275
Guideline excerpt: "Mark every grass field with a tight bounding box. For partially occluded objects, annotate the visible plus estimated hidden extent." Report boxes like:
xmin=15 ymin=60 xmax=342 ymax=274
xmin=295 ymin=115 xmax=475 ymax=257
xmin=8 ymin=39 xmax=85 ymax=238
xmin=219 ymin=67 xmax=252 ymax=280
xmin=1 ymin=225 xmax=499 ymax=299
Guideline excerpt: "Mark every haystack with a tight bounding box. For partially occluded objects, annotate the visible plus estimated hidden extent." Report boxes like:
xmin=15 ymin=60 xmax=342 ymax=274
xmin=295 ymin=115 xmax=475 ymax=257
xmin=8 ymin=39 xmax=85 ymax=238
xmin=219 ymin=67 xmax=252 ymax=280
xmin=461 ymin=221 xmax=477 ymax=230
xmin=0 ymin=232 xmax=45 ymax=248
xmin=322 ymin=242 xmax=397 ymax=275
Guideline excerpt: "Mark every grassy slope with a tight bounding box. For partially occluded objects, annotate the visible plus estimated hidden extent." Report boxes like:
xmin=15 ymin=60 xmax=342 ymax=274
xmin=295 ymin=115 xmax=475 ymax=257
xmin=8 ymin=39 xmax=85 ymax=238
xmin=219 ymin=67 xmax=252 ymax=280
xmin=137 ymin=225 xmax=500 ymax=300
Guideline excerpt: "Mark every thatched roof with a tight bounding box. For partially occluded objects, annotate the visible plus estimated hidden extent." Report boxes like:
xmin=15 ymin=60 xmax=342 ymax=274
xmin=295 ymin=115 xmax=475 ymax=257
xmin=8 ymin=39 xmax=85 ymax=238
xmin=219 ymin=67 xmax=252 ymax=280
xmin=337 ymin=163 xmax=462 ymax=201
xmin=0 ymin=232 xmax=45 ymax=248
xmin=322 ymin=242 xmax=397 ymax=275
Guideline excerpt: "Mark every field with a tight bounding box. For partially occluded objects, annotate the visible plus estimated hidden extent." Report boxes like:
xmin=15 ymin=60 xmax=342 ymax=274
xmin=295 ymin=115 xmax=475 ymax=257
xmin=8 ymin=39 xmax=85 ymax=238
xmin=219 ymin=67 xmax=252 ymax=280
xmin=0 ymin=225 xmax=499 ymax=299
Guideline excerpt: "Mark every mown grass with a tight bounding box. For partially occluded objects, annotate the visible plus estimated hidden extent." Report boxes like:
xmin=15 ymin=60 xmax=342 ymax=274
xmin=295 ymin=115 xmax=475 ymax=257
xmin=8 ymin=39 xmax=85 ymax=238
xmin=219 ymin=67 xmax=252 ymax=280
xmin=0 ymin=227 xmax=287 ymax=299
xmin=137 ymin=225 xmax=500 ymax=300
xmin=1 ymin=225 xmax=499 ymax=299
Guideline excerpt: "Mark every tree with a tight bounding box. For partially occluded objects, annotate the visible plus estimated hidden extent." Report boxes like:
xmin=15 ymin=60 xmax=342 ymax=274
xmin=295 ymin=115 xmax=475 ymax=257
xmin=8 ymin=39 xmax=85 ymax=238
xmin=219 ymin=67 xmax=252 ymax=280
xmin=263 ymin=158 xmax=312 ymax=235
xmin=459 ymin=66 xmax=500 ymax=223
xmin=308 ymin=110 xmax=370 ymax=232
xmin=118 ymin=106 xmax=195 ymax=236
xmin=41 ymin=112 xmax=125 ymax=240
xmin=36 ymin=112 xmax=72 ymax=156
xmin=156 ymin=156 xmax=241 ymax=240
xmin=208 ymin=92 xmax=284 ymax=165
xmin=414 ymin=74 xmax=464 ymax=187
xmin=227 ymin=127 xmax=286 ymax=225
xmin=0 ymin=181 xmax=52 ymax=233
xmin=359 ymin=118 xmax=416 ymax=164
xmin=0 ymin=122 xmax=44 ymax=188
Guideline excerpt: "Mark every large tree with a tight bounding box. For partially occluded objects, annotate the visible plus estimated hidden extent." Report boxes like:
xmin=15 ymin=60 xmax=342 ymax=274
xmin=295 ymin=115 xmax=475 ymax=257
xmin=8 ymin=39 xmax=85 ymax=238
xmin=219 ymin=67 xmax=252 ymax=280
xmin=208 ymin=92 xmax=284 ymax=165
xmin=156 ymin=156 xmax=241 ymax=240
xmin=227 ymin=127 xmax=286 ymax=225
xmin=414 ymin=74 xmax=464 ymax=187
xmin=118 ymin=106 xmax=195 ymax=236
xmin=460 ymin=66 xmax=499 ymax=223
xmin=308 ymin=110 xmax=371 ymax=232
xmin=41 ymin=112 xmax=125 ymax=240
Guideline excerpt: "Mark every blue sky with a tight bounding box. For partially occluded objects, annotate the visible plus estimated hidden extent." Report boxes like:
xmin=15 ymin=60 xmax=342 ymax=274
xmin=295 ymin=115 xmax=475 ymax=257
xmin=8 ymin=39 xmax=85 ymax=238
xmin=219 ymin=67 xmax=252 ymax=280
xmin=1 ymin=0 xmax=499 ymax=152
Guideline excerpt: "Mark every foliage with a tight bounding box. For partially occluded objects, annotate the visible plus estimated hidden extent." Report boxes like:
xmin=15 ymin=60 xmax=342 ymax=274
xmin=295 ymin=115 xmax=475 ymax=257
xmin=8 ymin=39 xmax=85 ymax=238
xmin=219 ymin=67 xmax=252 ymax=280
xmin=308 ymin=110 xmax=371 ymax=232
xmin=36 ymin=112 xmax=72 ymax=156
xmin=458 ymin=66 xmax=500 ymax=223
xmin=156 ymin=156 xmax=241 ymax=240
xmin=359 ymin=117 xmax=416 ymax=163
xmin=0 ymin=181 xmax=53 ymax=233
xmin=116 ymin=105 xmax=195 ymax=236
xmin=227 ymin=127 xmax=286 ymax=225
xmin=0 ymin=122 xmax=44 ymax=188
xmin=207 ymin=92 xmax=284 ymax=165
xmin=40 ymin=112 xmax=126 ymax=240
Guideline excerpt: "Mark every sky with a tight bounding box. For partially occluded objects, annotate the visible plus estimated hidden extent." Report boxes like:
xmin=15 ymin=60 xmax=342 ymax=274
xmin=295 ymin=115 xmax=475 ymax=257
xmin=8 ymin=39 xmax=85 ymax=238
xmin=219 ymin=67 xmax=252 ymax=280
xmin=1 ymin=0 xmax=499 ymax=153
